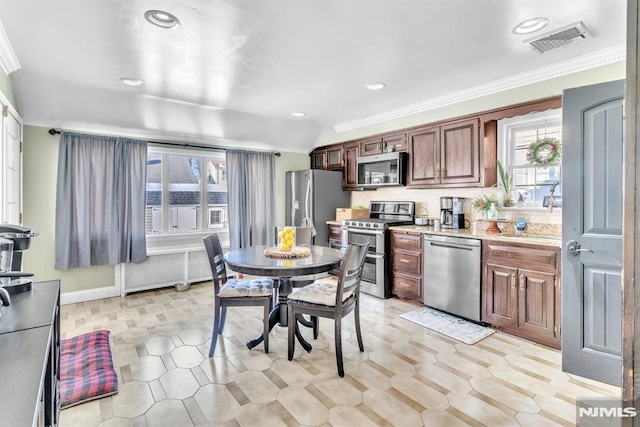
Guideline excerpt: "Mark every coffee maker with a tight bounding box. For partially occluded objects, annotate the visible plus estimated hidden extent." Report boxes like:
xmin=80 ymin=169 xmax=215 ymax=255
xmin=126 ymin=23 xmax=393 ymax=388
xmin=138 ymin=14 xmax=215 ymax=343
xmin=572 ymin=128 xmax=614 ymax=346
xmin=440 ymin=197 xmax=454 ymax=228
xmin=0 ymin=224 xmax=39 ymax=295
xmin=452 ymin=197 xmax=466 ymax=229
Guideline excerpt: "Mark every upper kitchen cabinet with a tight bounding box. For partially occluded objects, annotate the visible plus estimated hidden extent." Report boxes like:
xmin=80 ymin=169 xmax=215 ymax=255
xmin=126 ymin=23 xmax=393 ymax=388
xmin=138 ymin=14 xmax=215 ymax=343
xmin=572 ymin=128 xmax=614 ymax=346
xmin=326 ymin=146 xmax=343 ymax=170
xmin=343 ymin=142 xmax=359 ymax=189
xmin=310 ymin=149 xmax=327 ymax=170
xmin=359 ymin=133 xmax=407 ymax=157
xmin=407 ymin=118 xmax=490 ymax=188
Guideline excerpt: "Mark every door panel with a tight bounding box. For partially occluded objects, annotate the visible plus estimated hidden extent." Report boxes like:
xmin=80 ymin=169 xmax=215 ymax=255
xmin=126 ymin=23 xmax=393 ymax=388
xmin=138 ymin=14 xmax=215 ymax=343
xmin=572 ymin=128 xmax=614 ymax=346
xmin=440 ymin=119 xmax=479 ymax=185
xmin=562 ymin=79 xmax=624 ymax=386
xmin=483 ymin=264 xmax=518 ymax=327
xmin=407 ymin=126 xmax=439 ymax=186
xmin=519 ymin=269 xmax=555 ymax=336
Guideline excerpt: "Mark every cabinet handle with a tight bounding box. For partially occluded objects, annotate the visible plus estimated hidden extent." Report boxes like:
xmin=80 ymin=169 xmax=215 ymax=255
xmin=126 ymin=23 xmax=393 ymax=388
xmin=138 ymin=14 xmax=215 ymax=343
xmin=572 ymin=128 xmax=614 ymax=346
xmin=400 ymin=259 xmax=410 ymax=263
xmin=519 ymin=274 xmax=525 ymax=292
xmin=435 ymin=167 xmax=441 ymax=180
xmin=511 ymin=273 xmax=516 ymax=289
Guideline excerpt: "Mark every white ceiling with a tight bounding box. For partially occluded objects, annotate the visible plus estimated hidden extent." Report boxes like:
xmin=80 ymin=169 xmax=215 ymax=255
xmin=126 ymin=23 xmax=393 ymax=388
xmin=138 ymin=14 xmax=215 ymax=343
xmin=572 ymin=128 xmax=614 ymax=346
xmin=0 ymin=0 xmax=627 ymax=153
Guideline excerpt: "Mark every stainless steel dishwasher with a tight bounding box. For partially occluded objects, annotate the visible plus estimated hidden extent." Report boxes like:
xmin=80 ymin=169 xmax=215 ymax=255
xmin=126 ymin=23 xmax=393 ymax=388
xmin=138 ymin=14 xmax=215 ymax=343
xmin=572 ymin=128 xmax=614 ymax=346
xmin=423 ymin=234 xmax=481 ymax=321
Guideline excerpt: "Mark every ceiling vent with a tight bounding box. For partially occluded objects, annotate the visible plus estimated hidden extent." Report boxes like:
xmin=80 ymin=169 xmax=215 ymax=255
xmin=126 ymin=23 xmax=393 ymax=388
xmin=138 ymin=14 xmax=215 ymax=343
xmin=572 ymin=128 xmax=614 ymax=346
xmin=524 ymin=21 xmax=593 ymax=54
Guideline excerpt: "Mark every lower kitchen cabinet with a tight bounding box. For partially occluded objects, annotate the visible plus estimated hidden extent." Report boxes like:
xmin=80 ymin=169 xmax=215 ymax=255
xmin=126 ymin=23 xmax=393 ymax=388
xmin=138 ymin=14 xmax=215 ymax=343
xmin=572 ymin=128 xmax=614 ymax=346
xmin=390 ymin=230 xmax=423 ymax=302
xmin=482 ymin=241 xmax=561 ymax=349
xmin=327 ymin=223 xmax=343 ymax=276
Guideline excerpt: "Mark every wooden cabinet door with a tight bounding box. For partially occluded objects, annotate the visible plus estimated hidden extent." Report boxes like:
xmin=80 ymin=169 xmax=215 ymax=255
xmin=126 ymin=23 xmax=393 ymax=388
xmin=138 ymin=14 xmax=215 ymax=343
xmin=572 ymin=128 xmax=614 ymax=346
xmin=440 ymin=118 xmax=480 ymax=186
xmin=483 ymin=263 xmax=518 ymax=328
xmin=311 ymin=150 xmax=327 ymax=169
xmin=326 ymin=146 xmax=343 ymax=170
xmin=518 ymin=268 xmax=558 ymax=345
xmin=383 ymin=133 xmax=407 ymax=152
xmin=359 ymin=137 xmax=383 ymax=156
xmin=392 ymin=272 xmax=422 ymax=302
xmin=407 ymin=126 xmax=439 ymax=187
xmin=343 ymin=142 xmax=359 ymax=189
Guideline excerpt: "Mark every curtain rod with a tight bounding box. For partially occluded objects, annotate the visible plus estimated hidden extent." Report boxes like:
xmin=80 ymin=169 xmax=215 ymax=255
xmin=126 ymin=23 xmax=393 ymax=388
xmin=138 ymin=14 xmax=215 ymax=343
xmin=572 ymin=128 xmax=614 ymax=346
xmin=47 ymin=128 xmax=281 ymax=157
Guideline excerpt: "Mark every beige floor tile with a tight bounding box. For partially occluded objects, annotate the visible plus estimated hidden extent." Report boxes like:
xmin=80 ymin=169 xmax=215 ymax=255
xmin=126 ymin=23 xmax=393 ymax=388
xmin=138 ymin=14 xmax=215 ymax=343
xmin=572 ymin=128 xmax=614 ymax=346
xmin=60 ymin=399 xmax=103 ymax=427
xmin=235 ymin=403 xmax=288 ymax=427
xmin=144 ymin=399 xmax=194 ymax=427
xmin=328 ymin=405 xmax=381 ymax=427
xmin=421 ymin=408 xmax=479 ymax=427
xmin=415 ymin=363 xmax=472 ymax=394
xmin=179 ymin=328 xmax=211 ymax=345
xmin=96 ymin=417 xmax=133 ymax=427
xmin=362 ymin=389 xmax=424 ymax=426
xmin=534 ymin=394 xmax=578 ymax=425
xmin=368 ymin=349 xmax=417 ymax=376
xmin=390 ymin=375 xmax=449 ymax=410
xmin=516 ymin=412 xmax=567 ymax=427
xmin=447 ymin=390 xmax=520 ymax=426
xmin=159 ymin=368 xmax=200 ymax=399
xmin=234 ymin=370 xmax=281 ymax=404
xmin=111 ymin=381 xmax=155 ymax=419
xmin=488 ymin=364 xmax=557 ymax=396
xmin=194 ymin=384 xmax=241 ymax=422
xmin=277 ymin=386 xmax=330 ymax=426
xmin=144 ymin=336 xmax=176 ymax=356
xmin=170 ymin=345 xmax=205 ymax=368
xmin=199 ymin=357 xmax=240 ymax=384
xmin=469 ymin=377 xmax=541 ymax=413
xmin=269 ymin=358 xmax=314 ymax=387
xmin=129 ymin=356 xmax=167 ymax=382
xmin=312 ymin=373 xmax=364 ymax=407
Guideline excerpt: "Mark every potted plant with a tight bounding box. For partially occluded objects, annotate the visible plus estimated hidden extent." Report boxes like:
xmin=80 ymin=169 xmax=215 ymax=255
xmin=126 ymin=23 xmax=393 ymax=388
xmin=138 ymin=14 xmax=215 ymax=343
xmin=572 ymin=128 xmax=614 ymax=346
xmin=472 ymin=193 xmax=499 ymax=219
xmin=497 ymin=160 xmax=514 ymax=207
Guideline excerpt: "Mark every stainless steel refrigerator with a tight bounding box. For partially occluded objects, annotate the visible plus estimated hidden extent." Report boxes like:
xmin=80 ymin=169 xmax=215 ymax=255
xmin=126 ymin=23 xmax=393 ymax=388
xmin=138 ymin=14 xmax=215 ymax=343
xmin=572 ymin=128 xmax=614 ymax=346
xmin=285 ymin=170 xmax=350 ymax=246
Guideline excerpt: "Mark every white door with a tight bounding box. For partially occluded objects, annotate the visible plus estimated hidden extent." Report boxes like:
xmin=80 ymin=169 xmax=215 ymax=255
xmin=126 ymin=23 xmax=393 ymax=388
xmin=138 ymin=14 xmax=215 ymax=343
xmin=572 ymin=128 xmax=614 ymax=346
xmin=2 ymin=109 xmax=22 ymax=225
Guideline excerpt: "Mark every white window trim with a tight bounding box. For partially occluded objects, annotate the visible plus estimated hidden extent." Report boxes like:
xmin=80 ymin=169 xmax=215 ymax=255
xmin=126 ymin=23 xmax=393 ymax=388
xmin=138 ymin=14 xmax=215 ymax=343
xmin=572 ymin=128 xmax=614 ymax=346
xmin=497 ymin=108 xmax=562 ymax=209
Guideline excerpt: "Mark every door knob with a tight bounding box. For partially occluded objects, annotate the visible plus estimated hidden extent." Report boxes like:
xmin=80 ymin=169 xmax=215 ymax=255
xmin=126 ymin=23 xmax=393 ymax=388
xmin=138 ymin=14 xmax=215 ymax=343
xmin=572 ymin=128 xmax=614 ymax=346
xmin=566 ymin=240 xmax=593 ymax=257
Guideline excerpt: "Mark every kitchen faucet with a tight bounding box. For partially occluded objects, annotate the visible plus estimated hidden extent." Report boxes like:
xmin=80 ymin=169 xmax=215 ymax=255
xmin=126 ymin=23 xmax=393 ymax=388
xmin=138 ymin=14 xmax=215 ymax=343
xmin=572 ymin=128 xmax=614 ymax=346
xmin=548 ymin=180 xmax=561 ymax=213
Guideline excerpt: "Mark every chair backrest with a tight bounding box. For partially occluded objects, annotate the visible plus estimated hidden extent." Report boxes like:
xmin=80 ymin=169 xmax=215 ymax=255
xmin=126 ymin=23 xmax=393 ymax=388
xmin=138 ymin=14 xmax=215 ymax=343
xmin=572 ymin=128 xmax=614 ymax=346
xmin=203 ymin=233 xmax=228 ymax=293
xmin=336 ymin=242 xmax=369 ymax=305
xmin=273 ymin=226 xmax=313 ymax=247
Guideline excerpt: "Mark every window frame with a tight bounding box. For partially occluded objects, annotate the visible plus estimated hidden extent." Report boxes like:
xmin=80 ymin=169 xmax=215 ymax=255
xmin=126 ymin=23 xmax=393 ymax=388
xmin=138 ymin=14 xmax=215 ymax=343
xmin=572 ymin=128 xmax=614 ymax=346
xmin=145 ymin=145 xmax=228 ymax=247
xmin=498 ymin=108 xmax=562 ymax=209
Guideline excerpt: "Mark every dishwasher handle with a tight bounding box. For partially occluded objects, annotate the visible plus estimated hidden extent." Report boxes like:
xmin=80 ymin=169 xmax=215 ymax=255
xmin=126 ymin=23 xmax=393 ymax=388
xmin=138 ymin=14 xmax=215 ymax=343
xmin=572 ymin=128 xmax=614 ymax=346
xmin=427 ymin=241 xmax=476 ymax=251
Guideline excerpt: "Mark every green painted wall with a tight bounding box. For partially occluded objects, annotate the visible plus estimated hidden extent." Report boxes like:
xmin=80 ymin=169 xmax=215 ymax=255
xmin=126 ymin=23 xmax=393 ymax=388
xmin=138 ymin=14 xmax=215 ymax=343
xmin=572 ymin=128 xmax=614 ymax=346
xmin=317 ymin=61 xmax=626 ymax=146
xmin=0 ymin=69 xmax=19 ymax=112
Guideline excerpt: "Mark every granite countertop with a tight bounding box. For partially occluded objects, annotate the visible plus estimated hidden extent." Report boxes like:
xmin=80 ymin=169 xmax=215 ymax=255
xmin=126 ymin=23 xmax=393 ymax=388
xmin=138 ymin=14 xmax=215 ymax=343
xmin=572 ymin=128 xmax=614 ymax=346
xmin=327 ymin=221 xmax=342 ymax=226
xmin=389 ymin=225 xmax=562 ymax=248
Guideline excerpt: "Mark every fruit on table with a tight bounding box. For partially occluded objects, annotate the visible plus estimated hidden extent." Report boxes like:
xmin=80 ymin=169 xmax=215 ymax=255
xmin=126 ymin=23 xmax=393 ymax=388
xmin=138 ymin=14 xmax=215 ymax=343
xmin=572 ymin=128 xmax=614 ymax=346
xmin=278 ymin=226 xmax=296 ymax=251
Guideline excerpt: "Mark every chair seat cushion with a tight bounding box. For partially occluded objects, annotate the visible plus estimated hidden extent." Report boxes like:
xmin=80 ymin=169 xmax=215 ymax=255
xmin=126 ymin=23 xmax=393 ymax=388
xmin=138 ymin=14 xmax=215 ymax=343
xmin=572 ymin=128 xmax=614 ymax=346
xmin=218 ymin=278 xmax=273 ymax=297
xmin=287 ymin=281 xmax=354 ymax=306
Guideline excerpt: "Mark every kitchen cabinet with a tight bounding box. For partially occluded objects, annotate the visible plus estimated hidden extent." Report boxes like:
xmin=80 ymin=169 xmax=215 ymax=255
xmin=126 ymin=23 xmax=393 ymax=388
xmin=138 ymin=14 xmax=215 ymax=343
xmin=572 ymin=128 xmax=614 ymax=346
xmin=327 ymin=223 xmax=343 ymax=276
xmin=359 ymin=133 xmax=407 ymax=157
xmin=390 ymin=230 xmax=423 ymax=302
xmin=343 ymin=142 xmax=359 ymax=189
xmin=482 ymin=241 xmax=561 ymax=349
xmin=407 ymin=118 xmax=483 ymax=188
xmin=326 ymin=146 xmax=343 ymax=170
xmin=311 ymin=149 xmax=327 ymax=169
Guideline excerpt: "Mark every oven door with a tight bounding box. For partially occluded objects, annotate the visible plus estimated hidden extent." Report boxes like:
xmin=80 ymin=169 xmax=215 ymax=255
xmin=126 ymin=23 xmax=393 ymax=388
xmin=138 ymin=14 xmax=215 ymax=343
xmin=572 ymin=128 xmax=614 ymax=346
xmin=343 ymin=228 xmax=386 ymax=298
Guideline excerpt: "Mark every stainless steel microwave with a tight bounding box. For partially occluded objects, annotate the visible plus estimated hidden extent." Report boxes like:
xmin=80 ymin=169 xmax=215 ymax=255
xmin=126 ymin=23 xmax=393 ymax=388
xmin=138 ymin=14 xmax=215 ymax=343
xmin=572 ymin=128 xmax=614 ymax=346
xmin=356 ymin=152 xmax=407 ymax=188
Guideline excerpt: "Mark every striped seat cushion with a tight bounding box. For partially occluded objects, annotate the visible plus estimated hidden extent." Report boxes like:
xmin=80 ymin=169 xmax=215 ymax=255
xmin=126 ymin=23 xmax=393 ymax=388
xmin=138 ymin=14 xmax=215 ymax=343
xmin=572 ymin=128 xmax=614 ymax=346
xmin=218 ymin=278 xmax=274 ymax=297
xmin=287 ymin=281 xmax=354 ymax=306
xmin=59 ymin=330 xmax=118 ymax=408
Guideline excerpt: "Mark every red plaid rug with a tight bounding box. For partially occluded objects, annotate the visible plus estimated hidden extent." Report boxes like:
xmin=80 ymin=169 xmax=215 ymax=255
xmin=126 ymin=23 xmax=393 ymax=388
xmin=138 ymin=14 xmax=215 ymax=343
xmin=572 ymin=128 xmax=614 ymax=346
xmin=59 ymin=330 xmax=118 ymax=408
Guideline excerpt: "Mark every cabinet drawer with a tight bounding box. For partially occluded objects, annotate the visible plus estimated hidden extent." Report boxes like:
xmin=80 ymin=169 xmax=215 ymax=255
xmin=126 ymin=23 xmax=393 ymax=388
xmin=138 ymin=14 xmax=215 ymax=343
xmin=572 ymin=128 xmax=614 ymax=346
xmin=483 ymin=241 xmax=559 ymax=272
xmin=328 ymin=225 xmax=343 ymax=240
xmin=391 ymin=232 xmax=422 ymax=251
xmin=392 ymin=273 xmax=422 ymax=301
xmin=392 ymin=250 xmax=421 ymax=276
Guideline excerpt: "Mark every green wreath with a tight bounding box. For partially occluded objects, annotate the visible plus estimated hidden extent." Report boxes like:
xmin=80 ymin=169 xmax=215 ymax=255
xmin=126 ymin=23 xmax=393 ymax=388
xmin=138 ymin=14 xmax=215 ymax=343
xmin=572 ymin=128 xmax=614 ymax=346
xmin=526 ymin=137 xmax=561 ymax=166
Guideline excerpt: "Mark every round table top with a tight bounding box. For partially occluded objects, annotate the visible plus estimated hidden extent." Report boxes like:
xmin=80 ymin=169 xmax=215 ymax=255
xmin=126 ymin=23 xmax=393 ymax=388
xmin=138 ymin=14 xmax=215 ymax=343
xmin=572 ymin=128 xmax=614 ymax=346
xmin=224 ymin=245 xmax=343 ymax=277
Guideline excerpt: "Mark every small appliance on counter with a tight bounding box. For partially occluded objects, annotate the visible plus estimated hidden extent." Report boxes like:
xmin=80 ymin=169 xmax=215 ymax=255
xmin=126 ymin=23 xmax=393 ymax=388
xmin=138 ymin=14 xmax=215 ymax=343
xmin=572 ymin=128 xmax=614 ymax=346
xmin=0 ymin=224 xmax=39 ymax=295
xmin=452 ymin=197 xmax=466 ymax=229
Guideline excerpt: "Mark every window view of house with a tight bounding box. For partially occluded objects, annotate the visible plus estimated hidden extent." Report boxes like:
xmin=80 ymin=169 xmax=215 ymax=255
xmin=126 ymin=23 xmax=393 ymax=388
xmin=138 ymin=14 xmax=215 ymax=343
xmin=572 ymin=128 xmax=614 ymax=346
xmin=146 ymin=148 xmax=228 ymax=237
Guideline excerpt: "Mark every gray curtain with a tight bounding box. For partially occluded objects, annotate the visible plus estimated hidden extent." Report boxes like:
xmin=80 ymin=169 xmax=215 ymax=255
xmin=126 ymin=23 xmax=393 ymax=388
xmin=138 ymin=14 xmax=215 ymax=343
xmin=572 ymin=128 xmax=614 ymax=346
xmin=226 ymin=150 xmax=276 ymax=249
xmin=55 ymin=131 xmax=148 ymax=269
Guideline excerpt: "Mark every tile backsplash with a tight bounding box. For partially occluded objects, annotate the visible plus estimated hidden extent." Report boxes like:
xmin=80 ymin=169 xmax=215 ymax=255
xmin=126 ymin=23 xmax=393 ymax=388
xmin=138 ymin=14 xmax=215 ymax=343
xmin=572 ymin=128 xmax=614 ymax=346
xmin=350 ymin=186 xmax=562 ymax=227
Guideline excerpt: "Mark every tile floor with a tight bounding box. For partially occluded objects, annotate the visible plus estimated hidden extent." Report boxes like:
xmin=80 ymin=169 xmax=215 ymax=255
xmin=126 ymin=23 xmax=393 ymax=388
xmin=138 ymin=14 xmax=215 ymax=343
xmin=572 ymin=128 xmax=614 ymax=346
xmin=59 ymin=280 xmax=620 ymax=427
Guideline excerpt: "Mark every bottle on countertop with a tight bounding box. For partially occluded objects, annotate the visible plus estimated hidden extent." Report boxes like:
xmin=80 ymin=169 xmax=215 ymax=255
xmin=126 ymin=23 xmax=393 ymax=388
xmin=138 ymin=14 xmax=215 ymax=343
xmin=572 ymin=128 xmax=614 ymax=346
xmin=488 ymin=203 xmax=498 ymax=220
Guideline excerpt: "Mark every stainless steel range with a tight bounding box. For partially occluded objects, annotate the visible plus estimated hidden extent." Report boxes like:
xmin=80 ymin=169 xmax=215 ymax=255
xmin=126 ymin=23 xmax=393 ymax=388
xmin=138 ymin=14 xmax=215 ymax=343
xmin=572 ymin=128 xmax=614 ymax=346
xmin=342 ymin=201 xmax=415 ymax=298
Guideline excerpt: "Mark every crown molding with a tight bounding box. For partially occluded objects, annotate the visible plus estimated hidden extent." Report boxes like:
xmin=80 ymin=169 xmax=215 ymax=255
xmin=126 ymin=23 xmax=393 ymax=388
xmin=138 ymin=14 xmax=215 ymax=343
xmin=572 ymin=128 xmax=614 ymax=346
xmin=0 ymin=20 xmax=20 ymax=74
xmin=334 ymin=44 xmax=626 ymax=133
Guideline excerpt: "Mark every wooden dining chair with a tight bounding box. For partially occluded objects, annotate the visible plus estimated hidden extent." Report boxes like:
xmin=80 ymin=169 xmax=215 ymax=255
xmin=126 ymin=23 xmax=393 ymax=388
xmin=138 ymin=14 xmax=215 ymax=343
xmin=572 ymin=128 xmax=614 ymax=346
xmin=286 ymin=242 xmax=369 ymax=377
xmin=203 ymin=233 xmax=274 ymax=357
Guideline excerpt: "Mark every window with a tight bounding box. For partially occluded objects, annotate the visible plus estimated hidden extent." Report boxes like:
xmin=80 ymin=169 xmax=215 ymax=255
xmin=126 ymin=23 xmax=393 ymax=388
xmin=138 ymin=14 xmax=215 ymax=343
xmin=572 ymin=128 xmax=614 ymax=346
xmin=498 ymin=109 xmax=562 ymax=208
xmin=146 ymin=147 xmax=228 ymax=236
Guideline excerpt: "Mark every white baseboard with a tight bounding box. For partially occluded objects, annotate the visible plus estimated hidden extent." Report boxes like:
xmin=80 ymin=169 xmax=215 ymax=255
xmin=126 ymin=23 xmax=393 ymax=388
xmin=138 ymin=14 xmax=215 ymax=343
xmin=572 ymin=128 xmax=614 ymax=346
xmin=60 ymin=284 xmax=120 ymax=305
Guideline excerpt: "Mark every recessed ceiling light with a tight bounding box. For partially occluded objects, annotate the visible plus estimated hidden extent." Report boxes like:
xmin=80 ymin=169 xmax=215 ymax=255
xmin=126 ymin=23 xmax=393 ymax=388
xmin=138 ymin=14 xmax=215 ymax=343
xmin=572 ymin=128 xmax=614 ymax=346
xmin=513 ymin=17 xmax=550 ymax=35
xmin=144 ymin=10 xmax=181 ymax=29
xmin=291 ymin=112 xmax=306 ymax=117
xmin=366 ymin=82 xmax=386 ymax=90
xmin=119 ymin=78 xmax=145 ymax=87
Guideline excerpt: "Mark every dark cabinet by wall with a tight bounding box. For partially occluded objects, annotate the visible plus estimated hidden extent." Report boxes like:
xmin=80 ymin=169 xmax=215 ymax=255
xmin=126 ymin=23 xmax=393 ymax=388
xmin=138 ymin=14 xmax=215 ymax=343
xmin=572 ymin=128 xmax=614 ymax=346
xmin=390 ymin=230 xmax=423 ymax=302
xmin=359 ymin=133 xmax=407 ymax=157
xmin=407 ymin=118 xmax=482 ymax=188
xmin=482 ymin=241 xmax=560 ymax=349
xmin=326 ymin=146 xmax=343 ymax=170
xmin=343 ymin=142 xmax=359 ymax=189
xmin=311 ymin=149 xmax=327 ymax=169
xmin=359 ymin=137 xmax=384 ymax=156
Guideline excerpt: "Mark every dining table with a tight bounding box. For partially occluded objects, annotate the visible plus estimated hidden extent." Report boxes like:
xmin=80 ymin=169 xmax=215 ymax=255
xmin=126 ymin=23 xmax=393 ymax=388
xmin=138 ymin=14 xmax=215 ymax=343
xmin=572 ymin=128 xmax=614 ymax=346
xmin=223 ymin=244 xmax=343 ymax=351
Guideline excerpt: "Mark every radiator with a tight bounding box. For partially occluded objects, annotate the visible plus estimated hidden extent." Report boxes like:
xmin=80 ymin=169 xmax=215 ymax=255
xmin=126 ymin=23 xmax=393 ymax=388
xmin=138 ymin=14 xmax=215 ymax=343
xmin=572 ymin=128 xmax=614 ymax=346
xmin=116 ymin=247 xmax=212 ymax=296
